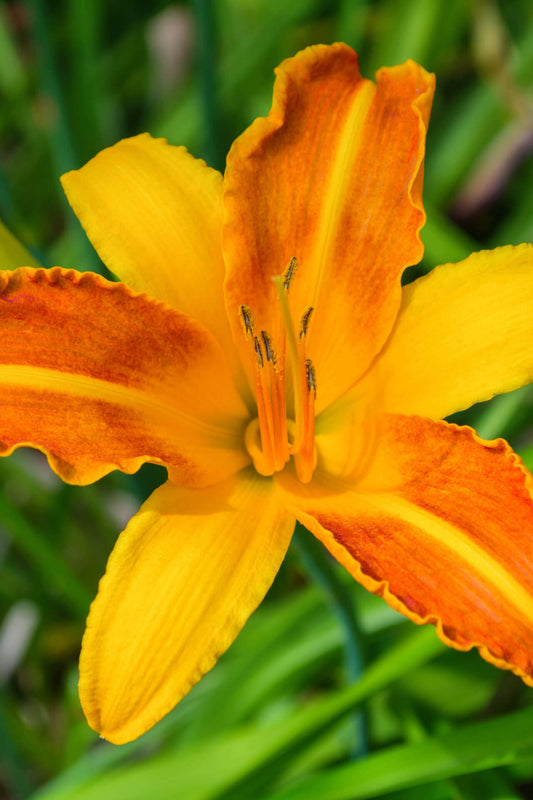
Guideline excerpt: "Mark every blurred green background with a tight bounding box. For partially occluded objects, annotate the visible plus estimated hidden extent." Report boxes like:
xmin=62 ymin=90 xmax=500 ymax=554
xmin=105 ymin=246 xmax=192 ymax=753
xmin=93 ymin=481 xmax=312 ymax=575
xmin=2 ymin=0 xmax=533 ymax=798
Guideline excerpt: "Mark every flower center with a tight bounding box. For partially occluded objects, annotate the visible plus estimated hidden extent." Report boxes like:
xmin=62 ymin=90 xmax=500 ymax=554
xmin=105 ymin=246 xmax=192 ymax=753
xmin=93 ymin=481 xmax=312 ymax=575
xmin=240 ymin=258 xmax=317 ymax=483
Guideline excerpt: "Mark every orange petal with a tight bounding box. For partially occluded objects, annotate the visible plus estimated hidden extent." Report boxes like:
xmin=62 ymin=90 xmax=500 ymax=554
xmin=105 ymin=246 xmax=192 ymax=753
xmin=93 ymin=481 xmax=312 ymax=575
xmin=79 ymin=470 xmax=294 ymax=744
xmin=61 ymin=134 xmax=237 ymax=364
xmin=373 ymin=244 xmax=533 ymax=419
xmin=282 ymin=415 xmax=533 ymax=685
xmin=0 ymin=268 xmax=249 ymax=486
xmin=224 ymin=43 xmax=434 ymax=410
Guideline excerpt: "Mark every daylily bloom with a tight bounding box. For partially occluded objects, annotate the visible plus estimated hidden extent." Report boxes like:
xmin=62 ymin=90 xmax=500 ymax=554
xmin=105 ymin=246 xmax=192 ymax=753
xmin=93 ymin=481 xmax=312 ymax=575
xmin=2 ymin=42 xmax=533 ymax=745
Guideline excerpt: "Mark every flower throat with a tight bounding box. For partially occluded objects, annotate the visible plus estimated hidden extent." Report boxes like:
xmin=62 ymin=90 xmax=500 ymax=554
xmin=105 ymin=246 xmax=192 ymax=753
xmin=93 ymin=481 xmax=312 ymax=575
xmin=240 ymin=258 xmax=317 ymax=483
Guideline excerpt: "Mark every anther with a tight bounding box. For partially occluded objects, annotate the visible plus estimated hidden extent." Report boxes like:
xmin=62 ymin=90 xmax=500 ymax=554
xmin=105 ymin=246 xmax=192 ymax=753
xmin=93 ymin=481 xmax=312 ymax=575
xmin=300 ymin=307 xmax=314 ymax=338
xmin=253 ymin=336 xmax=264 ymax=367
xmin=282 ymin=257 xmax=298 ymax=291
xmin=240 ymin=305 xmax=255 ymax=337
xmin=242 ymin=257 xmax=316 ymax=483
xmin=306 ymin=359 xmax=316 ymax=393
xmin=261 ymin=331 xmax=275 ymax=364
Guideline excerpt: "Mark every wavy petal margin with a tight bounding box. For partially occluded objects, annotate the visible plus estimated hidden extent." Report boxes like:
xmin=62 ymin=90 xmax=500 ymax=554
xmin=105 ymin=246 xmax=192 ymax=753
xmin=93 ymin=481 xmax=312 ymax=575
xmin=79 ymin=470 xmax=294 ymax=744
xmin=0 ymin=268 xmax=249 ymax=486
xmin=61 ymin=134 xmax=236 ymax=360
xmin=224 ymin=43 xmax=435 ymax=411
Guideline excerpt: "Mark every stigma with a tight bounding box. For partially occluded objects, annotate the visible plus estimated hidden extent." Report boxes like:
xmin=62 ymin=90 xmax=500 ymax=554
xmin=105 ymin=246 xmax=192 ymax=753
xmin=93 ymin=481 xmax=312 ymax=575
xmin=239 ymin=258 xmax=317 ymax=483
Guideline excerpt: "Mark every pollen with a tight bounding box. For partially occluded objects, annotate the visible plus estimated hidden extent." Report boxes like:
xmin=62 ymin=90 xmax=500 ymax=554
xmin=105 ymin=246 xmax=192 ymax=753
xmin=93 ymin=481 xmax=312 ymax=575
xmin=241 ymin=258 xmax=317 ymax=483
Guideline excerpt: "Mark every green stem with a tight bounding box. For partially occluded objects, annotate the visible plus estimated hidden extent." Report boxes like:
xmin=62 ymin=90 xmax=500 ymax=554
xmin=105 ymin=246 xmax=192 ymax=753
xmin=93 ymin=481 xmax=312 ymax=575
xmin=293 ymin=524 xmax=367 ymax=757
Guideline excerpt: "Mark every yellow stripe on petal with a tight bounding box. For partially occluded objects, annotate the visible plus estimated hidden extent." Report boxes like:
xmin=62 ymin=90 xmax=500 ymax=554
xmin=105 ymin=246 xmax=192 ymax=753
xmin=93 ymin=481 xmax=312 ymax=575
xmin=79 ymin=470 xmax=294 ymax=744
xmin=0 ymin=268 xmax=249 ymax=486
xmin=375 ymin=244 xmax=533 ymax=419
xmin=281 ymin=415 xmax=533 ymax=685
xmin=376 ymin=494 xmax=533 ymax=625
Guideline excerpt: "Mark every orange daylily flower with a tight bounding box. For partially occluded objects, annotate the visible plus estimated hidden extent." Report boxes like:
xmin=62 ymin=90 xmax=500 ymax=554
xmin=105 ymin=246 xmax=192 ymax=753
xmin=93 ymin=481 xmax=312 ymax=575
xmin=2 ymin=43 xmax=533 ymax=745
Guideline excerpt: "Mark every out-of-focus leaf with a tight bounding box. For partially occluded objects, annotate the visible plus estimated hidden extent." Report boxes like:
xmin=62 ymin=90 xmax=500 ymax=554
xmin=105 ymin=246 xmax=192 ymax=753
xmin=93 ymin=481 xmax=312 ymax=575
xmin=0 ymin=494 xmax=91 ymax=619
xmin=398 ymin=656 xmax=499 ymax=720
xmin=31 ymin=627 xmax=444 ymax=800
xmin=0 ymin=218 xmax=40 ymax=269
xmin=425 ymin=23 xmax=533 ymax=206
xmin=367 ymin=0 xmax=462 ymax=73
xmin=265 ymin=706 xmax=533 ymax=800
xmin=421 ymin=205 xmax=479 ymax=268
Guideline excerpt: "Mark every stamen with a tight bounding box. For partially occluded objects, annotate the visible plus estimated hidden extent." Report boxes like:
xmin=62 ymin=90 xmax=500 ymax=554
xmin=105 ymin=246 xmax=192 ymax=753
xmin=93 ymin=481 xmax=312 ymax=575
xmin=253 ymin=336 xmax=264 ymax=367
xmin=300 ymin=306 xmax=314 ymax=338
xmin=296 ymin=356 xmax=317 ymax=483
xmin=261 ymin=332 xmax=289 ymax=468
xmin=241 ymin=258 xmax=316 ymax=482
xmin=261 ymin=331 xmax=275 ymax=363
xmin=272 ymin=273 xmax=304 ymax=452
xmin=306 ymin=358 xmax=316 ymax=392
xmin=240 ymin=304 xmax=255 ymax=337
xmin=251 ymin=336 xmax=275 ymax=469
xmin=272 ymin=366 xmax=289 ymax=466
xmin=282 ymin=256 xmax=298 ymax=291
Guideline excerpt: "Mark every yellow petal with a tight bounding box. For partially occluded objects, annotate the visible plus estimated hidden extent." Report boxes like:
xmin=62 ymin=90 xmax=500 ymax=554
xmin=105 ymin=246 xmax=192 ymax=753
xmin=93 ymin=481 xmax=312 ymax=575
xmin=61 ymin=134 xmax=236 ymax=360
xmin=79 ymin=470 xmax=294 ymax=744
xmin=281 ymin=415 xmax=533 ymax=686
xmin=0 ymin=268 xmax=249 ymax=486
xmin=224 ymin=44 xmax=434 ymax=410
xmin=374 ymin=244 xmax=533 ymax=419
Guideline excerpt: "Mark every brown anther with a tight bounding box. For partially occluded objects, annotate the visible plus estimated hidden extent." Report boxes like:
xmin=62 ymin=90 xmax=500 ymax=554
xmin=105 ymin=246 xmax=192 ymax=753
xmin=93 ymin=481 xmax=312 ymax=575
xmin=261 ymin=331 xmax=276 ymax=364
xmin=300 ymin=306 xmax=314 ymax=338
xmin=282 ymin=257 xmax=298 ymax=291
xmin=239 ymin=305 xmax=255 ymax=337
xmin=253 ymin=336 xmax=264 ymax=367
xmin=306 ymin=359 xmax=316 ymax=393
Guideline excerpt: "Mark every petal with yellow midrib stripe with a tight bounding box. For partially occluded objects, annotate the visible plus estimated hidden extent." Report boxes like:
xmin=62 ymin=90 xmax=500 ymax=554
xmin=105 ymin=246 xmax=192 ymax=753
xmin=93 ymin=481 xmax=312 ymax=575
xmin=0 ymin=268 xmax=249 ymax=487
xmin=223 ymin=43 xmax=435 ymax=411
xmin=281 ymin=415 xmax=533 ymax=685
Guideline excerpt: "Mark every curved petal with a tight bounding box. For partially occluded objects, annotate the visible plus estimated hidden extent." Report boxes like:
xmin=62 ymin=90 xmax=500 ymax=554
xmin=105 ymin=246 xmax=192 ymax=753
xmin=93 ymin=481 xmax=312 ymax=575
xmin=0 ymin=268 xmax=249 ymax=486
xmin=374 ymin=244 xmax=533 ymax=419
xmin=79 ymin=470 xmax=294 ymax=744
xmin=223 ymin=43 xmax=434 ymax=411
xmin=61 ymin=134 xmax=236 ymax=359
xmin=281 ymin=415 xmax=533 ymax=685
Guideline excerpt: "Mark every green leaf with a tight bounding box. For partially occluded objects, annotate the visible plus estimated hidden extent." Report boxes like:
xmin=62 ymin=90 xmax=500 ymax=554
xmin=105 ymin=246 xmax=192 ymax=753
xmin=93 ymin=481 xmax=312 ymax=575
xmin=31 ymin=627 xmax=444 ymax=800
xmin=0 ymin=494 xmax=91 ymax=619
xmin=0 ymin=218 xmax=40 ymax=269
xmin=265 ymin=706 xmax=533 ymax=800
xmin=421 ymin=205 xmax=478 ymax=269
